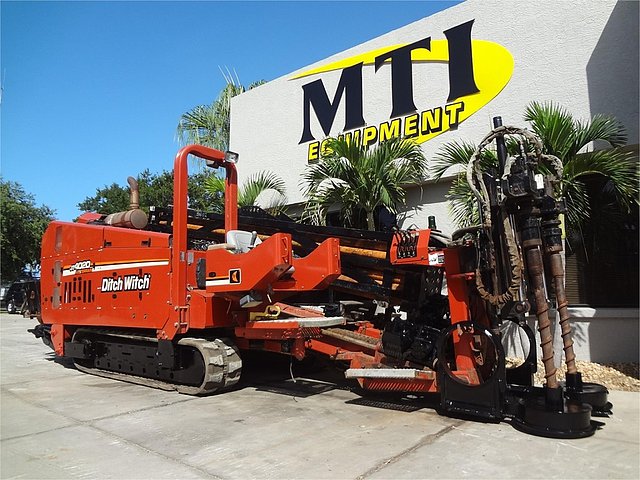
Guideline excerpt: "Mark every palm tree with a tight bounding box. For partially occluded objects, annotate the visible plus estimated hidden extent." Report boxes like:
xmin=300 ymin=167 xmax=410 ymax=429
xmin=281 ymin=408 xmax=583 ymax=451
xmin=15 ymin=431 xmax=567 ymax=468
xmin=430 ymin=141 xmax=492 ymax=228
xmin=177 ymin=70 xmax=265 ymax=151
xmin=177 ymin=71 xmax=282 ymax=215
xmin=431 ymin=101 xmax=638 ymax=229
xmin=524 ymin=101 xmax=637 ymax=227
xmin=204 ymin=171 xmax=287 ymax=215
xmin=301 ymin=136 xmax=428 ymax=230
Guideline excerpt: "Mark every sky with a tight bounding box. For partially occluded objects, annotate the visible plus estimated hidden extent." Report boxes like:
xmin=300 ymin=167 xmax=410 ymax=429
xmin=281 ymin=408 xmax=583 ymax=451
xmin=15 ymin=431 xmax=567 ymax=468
xmin=2 ymin=0 xmax=460 ymax=221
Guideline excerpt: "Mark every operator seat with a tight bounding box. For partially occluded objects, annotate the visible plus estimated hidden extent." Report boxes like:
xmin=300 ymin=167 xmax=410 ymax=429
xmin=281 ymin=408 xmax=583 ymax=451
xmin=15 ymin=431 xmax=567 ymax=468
xmin=207 ymin=230 xmax=262 ymax=253
xmin=225 ymin=230 xmax=262 ymax=253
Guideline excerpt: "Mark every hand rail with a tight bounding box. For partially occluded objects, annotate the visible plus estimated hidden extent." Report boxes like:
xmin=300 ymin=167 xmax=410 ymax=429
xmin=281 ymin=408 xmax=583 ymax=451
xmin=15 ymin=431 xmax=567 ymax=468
xmin=170 ymin=144 xmax=238 ymax=313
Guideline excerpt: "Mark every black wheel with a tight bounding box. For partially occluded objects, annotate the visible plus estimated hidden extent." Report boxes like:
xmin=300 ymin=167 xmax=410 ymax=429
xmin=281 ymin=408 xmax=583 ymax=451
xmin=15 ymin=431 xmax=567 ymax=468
xmin=7 ymin=299 xmax=16 ymax=314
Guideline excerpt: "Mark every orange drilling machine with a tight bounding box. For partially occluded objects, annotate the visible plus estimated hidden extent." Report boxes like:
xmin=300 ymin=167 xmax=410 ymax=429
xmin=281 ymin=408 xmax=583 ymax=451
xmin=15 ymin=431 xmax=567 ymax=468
xmin=31 ymin=122 xmax=610 ymax=437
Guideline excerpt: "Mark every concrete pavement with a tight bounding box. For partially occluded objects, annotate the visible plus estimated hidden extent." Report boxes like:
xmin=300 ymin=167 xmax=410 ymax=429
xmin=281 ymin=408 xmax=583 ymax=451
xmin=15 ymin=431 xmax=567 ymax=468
xmin=1 ymin=313 xmax=638 ymax=479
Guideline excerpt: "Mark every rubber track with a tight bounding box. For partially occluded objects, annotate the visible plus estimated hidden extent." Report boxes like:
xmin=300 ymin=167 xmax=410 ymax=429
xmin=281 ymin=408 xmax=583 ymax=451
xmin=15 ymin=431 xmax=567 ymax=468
xmin=72 ymin=329 xmax=242 ymax=395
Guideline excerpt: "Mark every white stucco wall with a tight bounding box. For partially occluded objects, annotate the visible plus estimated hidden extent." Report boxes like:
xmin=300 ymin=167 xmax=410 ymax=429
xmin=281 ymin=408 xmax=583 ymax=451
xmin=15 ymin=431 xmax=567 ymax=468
xmin=503 ymin=308 xmax=640 ymax=364
xmin=230 ymin=0 xmax=639 ymax=236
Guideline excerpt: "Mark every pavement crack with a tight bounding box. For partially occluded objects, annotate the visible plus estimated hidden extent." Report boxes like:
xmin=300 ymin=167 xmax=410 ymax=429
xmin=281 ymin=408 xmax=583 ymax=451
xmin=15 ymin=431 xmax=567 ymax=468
xmin=86 ymin=396 xmax=197 ymax=422
xmin=1 ymin=386 xmax=196 ymax=423
xmin=2 ymin=389 xmax=224 ymax=479
xmin=356 ymin=420 xmax=464 ymax=480
xmin=88 ymin=422 xmax=226 ymax=480
xmin=1 ymin=423 xmax=80 ymax=443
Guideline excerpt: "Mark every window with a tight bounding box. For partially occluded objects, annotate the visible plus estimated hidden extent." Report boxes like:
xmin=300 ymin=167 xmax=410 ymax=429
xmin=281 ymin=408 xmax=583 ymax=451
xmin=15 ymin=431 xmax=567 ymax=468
xmin=565 ymin=173 xmax=639 ymax=307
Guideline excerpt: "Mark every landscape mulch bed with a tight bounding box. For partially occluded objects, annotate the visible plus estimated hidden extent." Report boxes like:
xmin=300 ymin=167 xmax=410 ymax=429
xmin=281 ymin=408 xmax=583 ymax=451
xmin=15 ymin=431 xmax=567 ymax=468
xmin=507 ymin=358 xmax=639 ymax=392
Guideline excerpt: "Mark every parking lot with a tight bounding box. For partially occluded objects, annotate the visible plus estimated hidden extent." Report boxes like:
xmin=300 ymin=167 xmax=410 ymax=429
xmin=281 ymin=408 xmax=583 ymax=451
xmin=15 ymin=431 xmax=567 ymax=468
xmin=1 ymin=312 xmax=638 ymax=479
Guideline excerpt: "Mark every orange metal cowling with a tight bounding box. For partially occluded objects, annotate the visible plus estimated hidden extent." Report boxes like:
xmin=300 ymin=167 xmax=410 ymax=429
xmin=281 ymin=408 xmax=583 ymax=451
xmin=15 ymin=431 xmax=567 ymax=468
xmin=40 ymin=221 xmax=174 ymax=353
xmin=273 ymin=238 xmax=341 ymax=292
xmin=204 ymin=233 xmax=293 ymax=294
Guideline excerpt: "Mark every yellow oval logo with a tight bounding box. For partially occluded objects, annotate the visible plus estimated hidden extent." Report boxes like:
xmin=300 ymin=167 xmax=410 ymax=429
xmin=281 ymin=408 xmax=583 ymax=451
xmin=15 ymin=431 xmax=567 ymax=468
xmin=293 ymin=37 xmax=514 ymax=150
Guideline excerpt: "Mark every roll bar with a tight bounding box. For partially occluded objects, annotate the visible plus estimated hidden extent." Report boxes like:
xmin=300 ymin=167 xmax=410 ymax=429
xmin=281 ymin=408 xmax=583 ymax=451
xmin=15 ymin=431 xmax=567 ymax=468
xmin=171 ymin=145 xmax=238 ymax=309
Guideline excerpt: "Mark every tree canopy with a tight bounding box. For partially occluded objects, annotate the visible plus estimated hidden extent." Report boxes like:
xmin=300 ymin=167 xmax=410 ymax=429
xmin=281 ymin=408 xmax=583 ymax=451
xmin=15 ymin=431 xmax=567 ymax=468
xmin=1 ymin=178 xmax=55 ymax=281
xmin=78 ymin=170 xmax=220 ymax=214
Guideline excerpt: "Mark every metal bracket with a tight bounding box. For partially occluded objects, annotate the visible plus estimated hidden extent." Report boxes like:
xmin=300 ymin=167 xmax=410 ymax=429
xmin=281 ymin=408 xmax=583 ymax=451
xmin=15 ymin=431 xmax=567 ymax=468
xmin=249 ymin=305 xmax=281 ymax=322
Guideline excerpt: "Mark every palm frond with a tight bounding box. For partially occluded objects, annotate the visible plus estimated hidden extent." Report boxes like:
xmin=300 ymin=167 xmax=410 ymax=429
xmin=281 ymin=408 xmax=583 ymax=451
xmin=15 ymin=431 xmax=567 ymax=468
xmin=238 ymin=171 xmax=287 ymax=208
xmin=203 ymin=174 xmax=225 ymax=195
xmin=562 ymin=177 xmax=591 ymax=227
xmin=301 ymin=136 xmax=427 ymax=229
xmin=430 ymin=141 xmax=477 ymax=179
xmin=524 ymin=101 xmax=576 ymax=158
xmin=571 ymin=114 xmax=627 ymax=154
xmin=563 ymin=149 xmax=638 ymax=213
xmin=177 ymin=73 xmax=264 ymax=151
xmin=248 ymin=80 xmax=267 ymax=90
xmin=446 ymin=174 xmax=480 ymax=227
xmin=176 ymin=105 xmax=221 ymax=147
xmin=203 ymin=170 xmax=287 ymax=214
xmin=431 ymin=140 xmax=500 ymax=227
xmin=200 ymin=173 xmax=225 ymax=213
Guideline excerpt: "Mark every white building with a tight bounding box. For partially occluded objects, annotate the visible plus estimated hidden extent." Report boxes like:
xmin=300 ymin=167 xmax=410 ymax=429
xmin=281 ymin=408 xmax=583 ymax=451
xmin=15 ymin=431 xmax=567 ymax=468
xmin=230 ymin=0 xmax=639 ymax=362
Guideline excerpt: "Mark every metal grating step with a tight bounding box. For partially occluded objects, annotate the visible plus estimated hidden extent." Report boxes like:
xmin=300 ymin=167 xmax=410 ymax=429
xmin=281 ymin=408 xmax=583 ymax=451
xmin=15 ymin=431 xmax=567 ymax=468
xmin=251 ymin=316 xmax=346 ymax=328
xmin=345 ymin=368 xmax=436 ymax=380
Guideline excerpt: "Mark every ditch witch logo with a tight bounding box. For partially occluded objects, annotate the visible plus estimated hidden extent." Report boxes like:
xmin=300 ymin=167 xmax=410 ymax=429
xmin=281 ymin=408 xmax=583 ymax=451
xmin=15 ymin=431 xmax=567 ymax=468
xmin=293 ymin=20 xmax=514 ymax=161
xmin=101 ymin=274 xmax=151 ymax=293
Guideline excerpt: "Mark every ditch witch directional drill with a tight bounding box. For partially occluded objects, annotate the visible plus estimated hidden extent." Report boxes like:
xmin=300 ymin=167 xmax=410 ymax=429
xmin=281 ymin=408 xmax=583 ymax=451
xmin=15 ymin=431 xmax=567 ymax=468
xmin=31 ymin=120 xmax=610 ymax=438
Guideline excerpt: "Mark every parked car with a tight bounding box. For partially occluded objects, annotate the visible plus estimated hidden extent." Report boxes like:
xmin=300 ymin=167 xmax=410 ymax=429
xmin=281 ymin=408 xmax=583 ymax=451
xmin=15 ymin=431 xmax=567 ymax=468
xmin=0 ymin=283 xmax=10 ymax=309
xmin=4 ymin=280 xmax=40 ymax=316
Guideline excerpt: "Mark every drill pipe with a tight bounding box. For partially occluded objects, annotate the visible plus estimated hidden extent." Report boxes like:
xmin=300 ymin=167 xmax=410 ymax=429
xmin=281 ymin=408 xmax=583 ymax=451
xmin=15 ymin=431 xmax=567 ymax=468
xmin=547 ymin=251 xmax=577 ymax=374
xmin=525 ymin=246 xmax=558 ymax=389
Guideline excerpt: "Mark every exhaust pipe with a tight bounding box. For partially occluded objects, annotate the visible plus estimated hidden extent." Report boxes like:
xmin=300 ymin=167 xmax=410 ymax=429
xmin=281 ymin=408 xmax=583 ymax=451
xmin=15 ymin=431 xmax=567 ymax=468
xmin=104 ymin=177 xmax=148 ymax=229
xmin=127 ymin=176 xmax=140 ymax=210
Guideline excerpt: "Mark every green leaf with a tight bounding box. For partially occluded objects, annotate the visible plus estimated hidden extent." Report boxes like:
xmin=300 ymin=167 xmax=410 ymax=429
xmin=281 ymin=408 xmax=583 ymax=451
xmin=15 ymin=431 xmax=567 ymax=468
xmin=524 ymin=101 xmax=576 ymax=158
xmin=177 ymin=73 xmax=267 ymax=151
xmin=238 ymin=171 xmax=287 ymax=213
xmin=434 ymin=100 xmax=638 ymax=231
xmin=301 ymin=136 xmax=427 ymax=229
